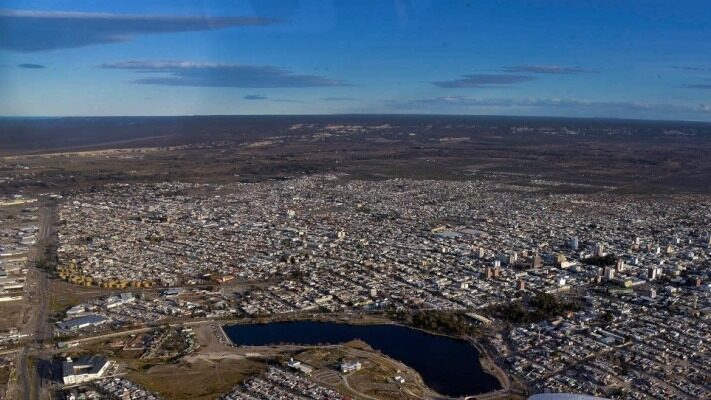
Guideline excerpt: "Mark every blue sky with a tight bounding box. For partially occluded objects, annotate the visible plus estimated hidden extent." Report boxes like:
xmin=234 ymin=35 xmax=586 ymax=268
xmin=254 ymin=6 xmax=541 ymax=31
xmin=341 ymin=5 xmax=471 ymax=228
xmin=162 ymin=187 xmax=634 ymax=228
xmin=1 ymin=0 xmax=710 ymax=120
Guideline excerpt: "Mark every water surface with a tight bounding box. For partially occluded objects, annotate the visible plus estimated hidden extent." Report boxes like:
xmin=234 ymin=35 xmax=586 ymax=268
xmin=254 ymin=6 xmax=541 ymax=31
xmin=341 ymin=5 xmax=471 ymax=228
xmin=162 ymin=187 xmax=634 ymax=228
xmin=224 ymin=321 xmax=501 ymax=397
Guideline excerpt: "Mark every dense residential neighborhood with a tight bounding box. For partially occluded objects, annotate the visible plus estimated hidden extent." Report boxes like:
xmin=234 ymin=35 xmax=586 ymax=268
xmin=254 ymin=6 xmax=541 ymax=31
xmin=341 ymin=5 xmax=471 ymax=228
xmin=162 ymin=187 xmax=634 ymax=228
xmin=40 ymin=176 xmax=711 ymax=399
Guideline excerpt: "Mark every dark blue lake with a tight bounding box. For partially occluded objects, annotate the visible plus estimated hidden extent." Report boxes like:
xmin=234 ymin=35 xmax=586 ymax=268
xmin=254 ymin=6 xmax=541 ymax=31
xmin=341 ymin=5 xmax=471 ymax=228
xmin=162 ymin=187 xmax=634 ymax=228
xmin=223 ymin=321 xmax=501 ymax=397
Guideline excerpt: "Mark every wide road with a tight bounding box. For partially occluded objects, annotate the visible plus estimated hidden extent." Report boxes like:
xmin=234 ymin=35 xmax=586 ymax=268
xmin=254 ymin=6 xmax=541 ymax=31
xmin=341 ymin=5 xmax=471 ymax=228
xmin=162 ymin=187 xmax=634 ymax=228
xmin=17 ymin=347 xmax=30 ymax=400
xmin=17 ymin=201 xmax=56 ymax=400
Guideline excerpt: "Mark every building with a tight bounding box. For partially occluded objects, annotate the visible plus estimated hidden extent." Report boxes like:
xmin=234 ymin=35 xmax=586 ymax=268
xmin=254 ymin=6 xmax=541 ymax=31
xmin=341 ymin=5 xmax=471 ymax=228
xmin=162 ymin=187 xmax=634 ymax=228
xmin=531 ymin=254 xmax=543 ymax=268
xmin=508 ymin=253 xmax=518 ymax=266
xmin=647 ymin=266 xmax=661 ymax=281
xmin=555 ymin=254 xmax=567 ymax=267
xmin=594 ymin=243 xmax=605 ymax=257
xmin=65 ymin=305 xmax=87 ymax=317
xmin=517 ymin=279 xmax=526 ymax=291
xmin=498 ymin=252 xmax=517 ymax=266
xmin=484 ymin=266 xmax=493 ymax=280
xmin=340 ymin=361 xmax=362 ymax=373
xmin=569 ymin=237 xmax=579 ymax=250
xmin=493 ymin=266 xmax=501 ymax=278
xmin=161 ymin=288 xmax=183 ymax=297
xmin=529 ymin=393 xmax=610 ymax=400
xmin=485 ymin=264 xmax=502 ymax=279
xmin=62 ymin=356 xmax=110 ymax=385
xmin=105 ymin=293 xmax=135 ymax=309
xmin=692 ymin=276 xmax=702 ymax=287
xmin=642 ymin=287 xmax=657 ymax=299
xmin=603 ymin=266 xmax=615 ymax=280
xmin=647 ymin=267 xmax=657 ymax=281
xmin=57 ymin=314 xmax=109 ymax=331
xmin=286 ymin=358 xmax=313 ymax=375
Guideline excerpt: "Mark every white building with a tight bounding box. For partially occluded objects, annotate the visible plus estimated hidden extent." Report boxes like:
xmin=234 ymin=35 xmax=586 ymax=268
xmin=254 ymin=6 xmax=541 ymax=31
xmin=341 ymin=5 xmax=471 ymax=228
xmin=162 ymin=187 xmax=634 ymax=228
xmin=105 ymin=293 xmax=135 ymax=309
xmin=594 ymin=243 xmax=605 ymax=257
xmin=603 ymin=266 xmax=615 ymax=280
xmin=62 ymin=356 xmax=110 ymax=385
xmin=286 ymin=358 xmax=313 ymax=375
xmin=340 ymin=361 xmax=362 ymax=373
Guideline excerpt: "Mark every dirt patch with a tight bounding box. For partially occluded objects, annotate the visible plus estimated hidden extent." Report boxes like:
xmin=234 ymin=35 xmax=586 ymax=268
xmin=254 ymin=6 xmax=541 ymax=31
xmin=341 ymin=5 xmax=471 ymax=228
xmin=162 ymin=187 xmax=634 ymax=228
xmin=193 ymin=323 xmax=231 ymax=354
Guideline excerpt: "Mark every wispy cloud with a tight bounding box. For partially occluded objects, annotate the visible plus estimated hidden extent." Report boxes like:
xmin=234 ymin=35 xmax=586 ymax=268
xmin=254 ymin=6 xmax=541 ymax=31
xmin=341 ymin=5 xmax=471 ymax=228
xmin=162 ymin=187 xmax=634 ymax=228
xmin=501 ymin=65 xmax=597 ymax=74
xmin=273 ymin=98 xmax=305 ymax=103
xmin=321 ymin=96 xmax=357 ymax=101
xmin=389 ymin=95 xmax=711 ymax=118
xmin=100 ymin=60 xmax=350 ymax=88
xmin=17 ymin=63 xmax=45 ymax=69
xmin=243 ymin=94 xmax=304 ymax=102
xmin=682 ymin=84 xmax=711 ymax=89
xmin=431 ymin=74 xmax=534 ymax=88
xmin=672 ymin=65 xmax=711 ymax=73
xmin=0 ymin=9 xmax=280 ymax=52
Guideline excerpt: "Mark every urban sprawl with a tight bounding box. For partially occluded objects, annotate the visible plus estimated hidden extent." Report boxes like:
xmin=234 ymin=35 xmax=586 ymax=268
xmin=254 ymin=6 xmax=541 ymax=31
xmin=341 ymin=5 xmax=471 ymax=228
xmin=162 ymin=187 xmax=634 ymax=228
xmin=35 ymin=176 xmax=710 ymax=399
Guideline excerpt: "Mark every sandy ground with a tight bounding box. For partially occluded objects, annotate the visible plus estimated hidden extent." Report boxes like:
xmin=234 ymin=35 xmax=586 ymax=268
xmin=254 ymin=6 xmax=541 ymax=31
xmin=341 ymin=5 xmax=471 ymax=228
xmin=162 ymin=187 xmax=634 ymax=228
xmin=192 ymin=323 xmax=232 ymax=353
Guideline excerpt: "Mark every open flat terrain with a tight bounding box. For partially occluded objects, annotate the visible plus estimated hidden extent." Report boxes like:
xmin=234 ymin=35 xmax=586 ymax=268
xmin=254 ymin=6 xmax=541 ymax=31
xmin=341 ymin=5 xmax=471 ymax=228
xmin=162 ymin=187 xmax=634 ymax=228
xmin=2 ymin=115 xmax=711 ymax=195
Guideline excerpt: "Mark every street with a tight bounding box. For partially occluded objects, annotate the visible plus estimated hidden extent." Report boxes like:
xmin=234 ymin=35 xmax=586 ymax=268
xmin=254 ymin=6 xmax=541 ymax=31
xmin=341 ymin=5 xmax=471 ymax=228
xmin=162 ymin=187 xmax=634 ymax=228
xmin=17 ymin=201 xmax=56 ymax=400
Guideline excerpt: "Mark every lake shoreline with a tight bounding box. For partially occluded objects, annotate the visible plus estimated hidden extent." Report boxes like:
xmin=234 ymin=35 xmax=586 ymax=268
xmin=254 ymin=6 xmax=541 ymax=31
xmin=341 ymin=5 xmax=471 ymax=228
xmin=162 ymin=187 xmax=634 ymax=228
xmin=223 ymin=320 xmax=503 ymax=397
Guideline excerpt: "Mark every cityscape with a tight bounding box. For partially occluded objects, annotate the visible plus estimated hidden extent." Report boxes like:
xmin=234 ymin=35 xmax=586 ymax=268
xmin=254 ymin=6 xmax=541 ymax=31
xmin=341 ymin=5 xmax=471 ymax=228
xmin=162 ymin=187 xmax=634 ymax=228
xmin=1 ymin=121 xmax=710 ymax=399
xmin=2 ymin=1 xmax=711 ymax=400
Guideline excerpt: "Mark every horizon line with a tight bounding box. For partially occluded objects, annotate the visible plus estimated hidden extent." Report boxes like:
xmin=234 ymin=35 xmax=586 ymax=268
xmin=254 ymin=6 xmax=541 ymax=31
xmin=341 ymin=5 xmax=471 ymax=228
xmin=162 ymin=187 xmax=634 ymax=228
xmin=1 ymin=112 xmax=710 ymax=125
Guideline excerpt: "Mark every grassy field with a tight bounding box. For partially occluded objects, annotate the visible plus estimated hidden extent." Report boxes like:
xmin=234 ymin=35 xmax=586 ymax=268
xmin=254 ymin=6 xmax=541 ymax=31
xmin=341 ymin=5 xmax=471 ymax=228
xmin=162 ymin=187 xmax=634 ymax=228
xmin=48 ymin=291 xmax=82 ymax=315
xmin=291 ymin=341 xmax=429 ymax=400
xmin=0 ymin=302 xmax=24 ymax=331
xmin=126 ymin=358 xmax=266 ymax=400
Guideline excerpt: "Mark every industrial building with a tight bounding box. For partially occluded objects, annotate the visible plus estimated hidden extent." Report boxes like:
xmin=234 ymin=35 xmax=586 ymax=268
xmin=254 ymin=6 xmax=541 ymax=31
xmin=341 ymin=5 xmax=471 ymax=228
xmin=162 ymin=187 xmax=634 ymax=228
xmin=62 ymin=355 xmax=110 ymax=385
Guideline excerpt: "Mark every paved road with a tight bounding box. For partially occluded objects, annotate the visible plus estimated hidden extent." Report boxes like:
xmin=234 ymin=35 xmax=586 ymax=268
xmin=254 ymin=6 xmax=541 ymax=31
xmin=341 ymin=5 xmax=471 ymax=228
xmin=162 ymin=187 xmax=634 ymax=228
xmin=17 ymin=347 xmax=30 ymax=400
xmin=17 ymin=201 xmax=55 ymax=400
